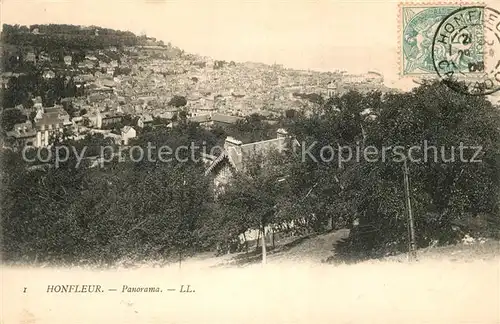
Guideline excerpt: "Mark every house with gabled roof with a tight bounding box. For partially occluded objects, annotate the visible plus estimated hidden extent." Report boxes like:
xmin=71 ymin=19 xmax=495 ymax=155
xmin=325 ymin=81 xmax=337 ymax=98
xmin=153 ymin=106 xmax=179 ymax=120
xmin=137 ymin=114 xmax=154 ymax=128
xmin=34 ymin=106 xmax=72 ymax=147
xmin=204 ymin=128 xmax=294 ymax=191
xmin=211 ymin=113 xmax=242 ymax=128
xmin=96 ymin=111 xmax=123 ymax=129
xmin=121 ymin=126 xmax=136 ymax=145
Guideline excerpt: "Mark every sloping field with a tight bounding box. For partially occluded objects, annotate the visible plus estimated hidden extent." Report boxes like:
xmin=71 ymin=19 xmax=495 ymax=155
xmin=2 ymin=235 xmax=499 ymax=324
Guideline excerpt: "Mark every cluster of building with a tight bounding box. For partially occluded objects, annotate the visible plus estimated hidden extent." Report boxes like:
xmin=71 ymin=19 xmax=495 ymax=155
xmin=3 ymin=39 xmax=387 ymax=155
xmin=5 ymin=97 xmax=142 ymax=149
xmin=63 ymin=44 xmax=386 ymax=126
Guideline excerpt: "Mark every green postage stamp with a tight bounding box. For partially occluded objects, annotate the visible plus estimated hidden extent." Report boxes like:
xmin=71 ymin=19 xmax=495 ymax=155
xmin=400 ymin=3 xmax=469 ymax=75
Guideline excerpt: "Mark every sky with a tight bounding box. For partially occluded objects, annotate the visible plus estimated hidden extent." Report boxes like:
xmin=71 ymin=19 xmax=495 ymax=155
xmin=0 ymin=0 xmax=452 ymax=89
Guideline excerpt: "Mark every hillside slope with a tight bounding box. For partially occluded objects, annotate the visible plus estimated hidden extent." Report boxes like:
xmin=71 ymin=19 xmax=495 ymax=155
xmin=4 ymin=236 xmax=499 ymax=324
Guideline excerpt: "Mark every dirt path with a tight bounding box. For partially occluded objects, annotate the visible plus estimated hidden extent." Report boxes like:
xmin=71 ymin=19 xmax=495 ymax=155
xmin=3 ymin=236 xmax=499 ymax=324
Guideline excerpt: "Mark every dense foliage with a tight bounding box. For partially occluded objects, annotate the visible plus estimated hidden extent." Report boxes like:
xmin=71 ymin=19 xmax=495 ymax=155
xmin=2 ymin=24 xmax=141 ymax=51
xmin=290 ymin=82 xmax=500 ymax=260
xmin=1 ymin=126 xmax=215 ymax=265
xmin=1 ymin=70 xmax=84 ymax=109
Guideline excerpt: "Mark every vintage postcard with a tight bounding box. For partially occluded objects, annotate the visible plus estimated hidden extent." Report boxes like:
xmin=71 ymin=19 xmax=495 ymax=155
xmin=1 ymin=0 xmax=499 ymax=323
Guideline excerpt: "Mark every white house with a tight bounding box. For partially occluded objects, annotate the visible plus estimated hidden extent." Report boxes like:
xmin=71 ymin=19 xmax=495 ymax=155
xmin=121 ymin=126 xmax=136 ymax=145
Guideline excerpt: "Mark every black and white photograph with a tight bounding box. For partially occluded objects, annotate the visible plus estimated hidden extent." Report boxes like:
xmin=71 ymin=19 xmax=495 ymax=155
xmin=1 ymin=1 xmax=499 ymax=323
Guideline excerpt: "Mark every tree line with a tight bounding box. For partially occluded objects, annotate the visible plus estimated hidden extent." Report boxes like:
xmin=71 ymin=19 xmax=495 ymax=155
xmin=2 ymin=24 xmax=142 ymax=51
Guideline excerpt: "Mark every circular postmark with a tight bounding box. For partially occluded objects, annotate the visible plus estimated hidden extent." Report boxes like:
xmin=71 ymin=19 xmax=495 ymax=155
xmin=432 ymin=6 xmax=500 ymax=95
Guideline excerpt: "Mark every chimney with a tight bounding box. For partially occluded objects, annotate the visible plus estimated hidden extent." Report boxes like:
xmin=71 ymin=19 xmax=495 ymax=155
xmin=276 ymin=128 xmax=290 ymax=153
xmin=224 ymin=136 xmax=243 ymax=169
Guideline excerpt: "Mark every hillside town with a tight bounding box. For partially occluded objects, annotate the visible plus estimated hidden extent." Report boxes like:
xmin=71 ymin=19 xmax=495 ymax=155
xmin=1 ymin=25 xmax=389 ymax=150
xmin=2 ymin=2 xmax=500 ymax=323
